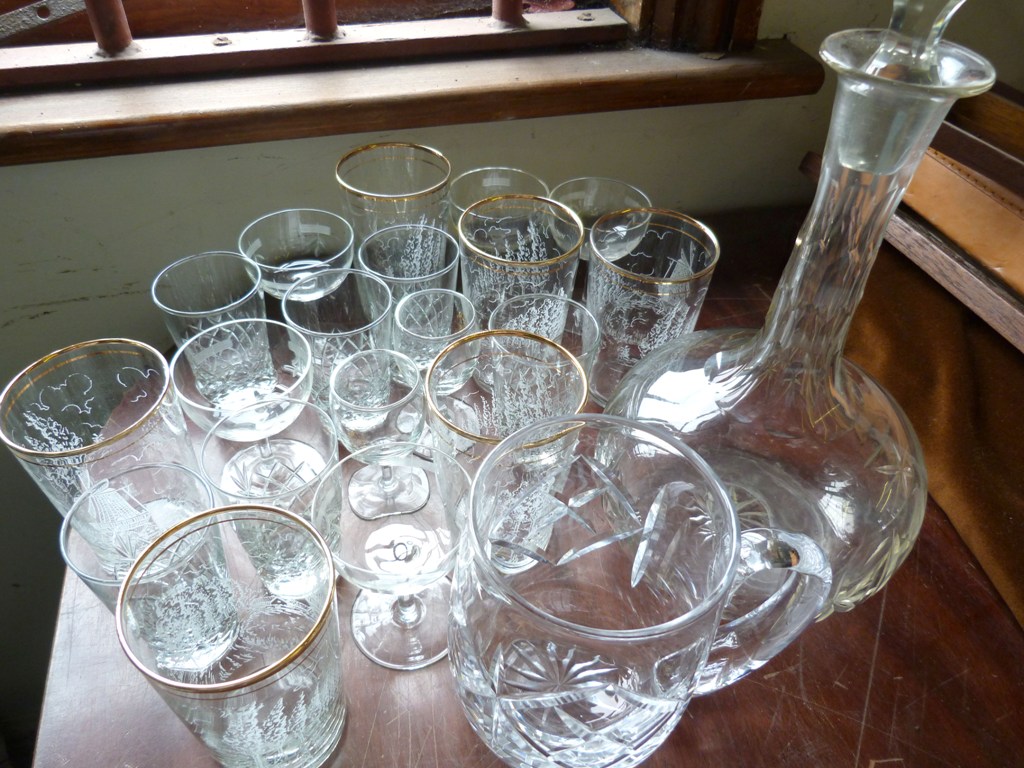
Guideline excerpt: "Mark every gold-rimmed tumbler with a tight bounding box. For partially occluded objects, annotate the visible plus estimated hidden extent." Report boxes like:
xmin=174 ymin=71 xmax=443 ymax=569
xmin=116 ymin=504 xmax=346 ymax=768
xmin=457 ymin=194 xmax=584 ymax=326
xmin=0 ymin=339 xmax=197 ymax=516
xmin=424 ymin=329 xmax=588 ymax=474
xmin=335 ymin=142 xmax=451 ymax=250
xmin=586 ymin=208 xmax=720 ymax=405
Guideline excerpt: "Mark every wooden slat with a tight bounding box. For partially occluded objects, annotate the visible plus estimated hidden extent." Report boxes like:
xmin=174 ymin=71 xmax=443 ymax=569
xmin=948 ymin=81 xmax=1024 ymax=162
xmin=0 ymin=9 xmax=629 ymax=89
xmin=886 ymin=207 xmax=1024 ymax=354
xmin=800 ymin=148 xmax=1024 ymax=354
xmin=652 ymin=0 xmax=763 ymax=52
xmin=932 ymin=121 xmax=1024 ymax=199
xmin=0 ymin=38 xmax=824 ymax=166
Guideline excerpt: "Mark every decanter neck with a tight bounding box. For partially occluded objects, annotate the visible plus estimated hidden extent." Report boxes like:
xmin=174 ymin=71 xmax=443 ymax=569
xmin=754 ymin=154 xmax=915 ymax=375
xmin=752 ymin=24 xmax=994 ymax=376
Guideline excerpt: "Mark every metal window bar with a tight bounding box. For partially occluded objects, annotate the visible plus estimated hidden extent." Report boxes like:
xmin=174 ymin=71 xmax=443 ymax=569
xmin=492 ymin=0 xmax=524 ymax=27
xmin=302 ymin=0 xmax=338 ymax=41
xmin=84 ymin=0 xmax=131 ymax=53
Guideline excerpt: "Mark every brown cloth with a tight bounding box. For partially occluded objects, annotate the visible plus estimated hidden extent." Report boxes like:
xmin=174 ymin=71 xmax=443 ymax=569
xmin=847 ymin=244 xmax=1024 ymax=627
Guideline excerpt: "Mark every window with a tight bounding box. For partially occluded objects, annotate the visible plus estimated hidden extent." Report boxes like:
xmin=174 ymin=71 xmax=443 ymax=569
xmin=0 ymin=0 xmax=765 ymax=89
xmin=0 ymin=0 xmax=824 ymax=166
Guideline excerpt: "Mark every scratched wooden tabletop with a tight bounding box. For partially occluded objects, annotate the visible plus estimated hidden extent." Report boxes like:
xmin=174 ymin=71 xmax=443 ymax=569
xmin=31 ymin=210 xmax=1024 ymax=768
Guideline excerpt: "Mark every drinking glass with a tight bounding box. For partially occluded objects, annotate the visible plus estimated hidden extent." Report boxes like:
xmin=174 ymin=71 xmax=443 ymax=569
xmin=312 ymin=443 xmax=470 ymax=670
xmin=116 ymin=505 xmax=346 ymax=768
xmin=238 ymin=207 xmax=355 ymax=301
xmin=392 ymin=289 xmax=478 ymax=372
xmin=281 ymin=268 xmax=393 ymax=408
xmin=449 ymin=414 xmax=831 ymax=768
xmin=356 ymin=224 xmax=460 ymax=303
xmin=329 ymin=349 xmax=427 ymax=517
xmin=424 ymin=329 xmax=588 ymax=473
xmin=199 ymin=398 xmax=338 ymax=524
xmin=458 ymin=194 xmax=584 ymax=325
xmin=586 ymin=208 xmax=720 ymax=405
xmin=335 ymin=142 xmax=451 ymax=249
xmin=170 ymin=318 xmax=313 ymax=435
xmin=549 ymin=176 xmax=652 ymax=263
xmin=447 ymin=166 xmax=548 ymax=231
xmin=151 ymin=251 xmax=266 ymax=349
xmin=63 ymin=462 xmax=214 ymax=581
xmin=488 ymin=292 xmax=600 ymax=377
xmin=59 ymin=514 xmax=125 ymax=613
xmin=0 ymin=338 xmax=197 ymax=516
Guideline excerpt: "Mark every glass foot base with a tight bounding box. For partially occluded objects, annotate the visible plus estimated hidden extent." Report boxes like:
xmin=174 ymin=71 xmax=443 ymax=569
xmin=350 ymin=582 xmax=451 ymax=671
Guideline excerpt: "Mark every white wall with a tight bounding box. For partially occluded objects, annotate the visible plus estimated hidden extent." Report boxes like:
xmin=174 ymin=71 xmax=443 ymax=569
xmin=0 ymin=0 xmax=1018 ymax=762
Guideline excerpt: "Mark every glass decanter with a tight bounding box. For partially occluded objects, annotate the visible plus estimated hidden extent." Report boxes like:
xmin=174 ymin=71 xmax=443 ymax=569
xmin=607 ymin=0 xmax=995 ymax=619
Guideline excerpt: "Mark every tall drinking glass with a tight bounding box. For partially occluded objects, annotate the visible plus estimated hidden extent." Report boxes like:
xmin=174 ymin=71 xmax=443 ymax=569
xmin=116 ymin=505 xmax=346 ymax=768
xmin=0 ymin=338 xmax=197 ymax=516
xmin=151 ymin=251 xmax=266 ymax=350
xmin=335 ymin=142 xmax=451 ymax=250
xmin=458 ymin=194 xmax=584 ymax=326
xmin=281 ymin=268 xmax=393 ymax=409
xmin=447 ymin=166 xmax=548 ymax=231
xmin=424 ymin=329 xmax=589 ymax=474
xmin=586 ymin=208 xmax=720 ymax=405
xmin=488 ymin=292 xmax=600 ymax=377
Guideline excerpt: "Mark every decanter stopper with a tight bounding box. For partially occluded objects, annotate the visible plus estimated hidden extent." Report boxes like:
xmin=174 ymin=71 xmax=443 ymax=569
xmin=867 ymin=0 xmax=970 ymax=74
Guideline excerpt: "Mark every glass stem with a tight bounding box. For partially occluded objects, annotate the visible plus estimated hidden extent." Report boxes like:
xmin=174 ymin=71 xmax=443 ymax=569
xmin=377 ymin=464 xmax=399 ymax=496
xmin=392 ymin=594 xmax=423 ymax=628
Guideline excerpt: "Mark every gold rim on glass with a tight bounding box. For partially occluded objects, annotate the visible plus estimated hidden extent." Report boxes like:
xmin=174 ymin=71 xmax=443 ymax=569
xmin=424 ymin=328 xmax=589 ymax=446
xmin=457 ymin=194 xmax=585 ymax=269
xmin=590 ymin=208 xmax=720 ymax=285
xmin=335 ymin=142 xmax=451 ymax=201
xmin=115 ymin=504 xmax=338 ymax=695
xmin=0 ymin=338 xmax=172 ymax=460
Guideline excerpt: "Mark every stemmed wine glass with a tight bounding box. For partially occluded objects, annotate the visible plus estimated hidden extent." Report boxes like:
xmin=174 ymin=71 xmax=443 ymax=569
xmin=329 ymin=348 xmax=428 ymax=517
xmin=312 ymin=442 xmax=470 ymax=670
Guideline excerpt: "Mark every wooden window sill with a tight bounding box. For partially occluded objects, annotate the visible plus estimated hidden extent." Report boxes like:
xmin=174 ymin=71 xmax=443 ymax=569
xmin=0 ymin=38 xmax=822 ymax=167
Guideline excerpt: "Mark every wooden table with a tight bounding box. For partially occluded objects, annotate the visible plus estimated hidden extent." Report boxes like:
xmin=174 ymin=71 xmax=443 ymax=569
xmin=31 ymin=215 xmax=1024 ymax=768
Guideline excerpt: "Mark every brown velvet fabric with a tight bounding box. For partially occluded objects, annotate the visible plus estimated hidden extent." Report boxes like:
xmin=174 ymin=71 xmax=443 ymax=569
xmin=847 ymin=244 xmax=1024 ymax=627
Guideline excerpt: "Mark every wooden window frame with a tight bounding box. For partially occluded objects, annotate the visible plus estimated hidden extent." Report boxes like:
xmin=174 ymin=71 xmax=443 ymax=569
xmin=0 ymin=0 xmax=825 ymax=167
xmin=0 ymin=0 xmax=764 ymax=89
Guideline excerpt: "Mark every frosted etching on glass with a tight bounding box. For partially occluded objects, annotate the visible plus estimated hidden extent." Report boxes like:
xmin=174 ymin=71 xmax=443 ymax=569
xmin=118 ymin=506 xmax=346 ymax=768
xmin=184 ymin=320 xmax=275 ymax=404
xmin=1 ymin=344 xmax=193 ymax=517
